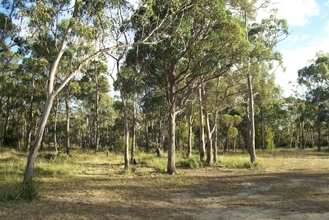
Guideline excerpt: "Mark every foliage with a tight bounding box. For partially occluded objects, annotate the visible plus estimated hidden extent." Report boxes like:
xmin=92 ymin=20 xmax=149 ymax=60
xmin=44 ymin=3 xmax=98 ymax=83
xmin=217 ymin=156 xmax=258 ymax=169
xmin=178 ymin=156 xmax=203 ymax=168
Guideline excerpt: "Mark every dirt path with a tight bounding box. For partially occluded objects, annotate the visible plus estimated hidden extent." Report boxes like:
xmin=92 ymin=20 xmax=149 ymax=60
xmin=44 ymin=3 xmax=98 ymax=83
xmin=1 ymin=156 xmax=329 ymax=219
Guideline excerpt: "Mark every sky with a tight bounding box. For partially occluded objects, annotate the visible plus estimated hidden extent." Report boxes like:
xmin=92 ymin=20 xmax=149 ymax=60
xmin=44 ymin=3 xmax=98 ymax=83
xmin=268 ymin=0 xmax=329 ymax=97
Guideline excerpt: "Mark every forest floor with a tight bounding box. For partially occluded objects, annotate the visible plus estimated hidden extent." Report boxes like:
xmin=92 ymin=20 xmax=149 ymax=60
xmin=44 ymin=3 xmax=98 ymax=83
xmin=1 ymin=149 xmax=329 ymax=219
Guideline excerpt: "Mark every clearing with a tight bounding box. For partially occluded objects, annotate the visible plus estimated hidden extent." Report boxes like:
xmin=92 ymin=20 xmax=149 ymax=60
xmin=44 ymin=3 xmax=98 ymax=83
xmin=1 ymin=149 xmax=329 ymax=219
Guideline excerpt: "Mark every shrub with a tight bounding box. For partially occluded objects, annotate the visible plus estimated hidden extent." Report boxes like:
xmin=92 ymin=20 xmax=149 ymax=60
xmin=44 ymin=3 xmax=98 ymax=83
xmin=178 ymin=157 xmax=203 ymax=168
xmin=154 ymin=163 xmax=167 ymax=173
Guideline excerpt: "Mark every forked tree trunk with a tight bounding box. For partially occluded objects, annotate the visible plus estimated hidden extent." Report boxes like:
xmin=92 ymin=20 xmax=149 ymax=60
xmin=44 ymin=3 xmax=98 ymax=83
xmin=205 ymin=112 xmax=213 ymax=166
xmin=213 ymin=113 xmax=218 ymax=163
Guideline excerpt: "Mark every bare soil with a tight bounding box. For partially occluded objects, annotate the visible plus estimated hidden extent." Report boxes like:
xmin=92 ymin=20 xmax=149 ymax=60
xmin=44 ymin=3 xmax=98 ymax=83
xmin=1 ymin=153 xmax=329 ymax=220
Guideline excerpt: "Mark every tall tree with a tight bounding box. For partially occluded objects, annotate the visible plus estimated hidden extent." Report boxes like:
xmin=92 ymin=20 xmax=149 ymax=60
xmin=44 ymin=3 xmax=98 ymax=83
xmin=20 ymin=0 xmax=191 ymax=184
xmin=297 ymin=53 xmax=329 ymax=151
xmin=132 ymin=0 xmax=248 ymax=173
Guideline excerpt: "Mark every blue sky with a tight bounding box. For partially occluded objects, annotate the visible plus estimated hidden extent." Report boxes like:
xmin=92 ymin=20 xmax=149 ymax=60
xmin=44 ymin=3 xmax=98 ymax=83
xmin=269 ymin=0 xmax=329 ymax=96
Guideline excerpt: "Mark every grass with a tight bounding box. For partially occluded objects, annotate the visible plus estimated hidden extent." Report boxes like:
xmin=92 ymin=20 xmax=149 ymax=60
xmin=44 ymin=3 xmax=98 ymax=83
xmin=1 ymin=147 xmax=329 ymax=219
xmin=0 ymin=147 xmax=328 ymax=203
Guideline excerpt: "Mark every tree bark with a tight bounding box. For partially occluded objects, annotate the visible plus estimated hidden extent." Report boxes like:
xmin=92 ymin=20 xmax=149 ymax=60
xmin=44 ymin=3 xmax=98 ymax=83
xmin=23 ymin=1 xmax=80 ymax=182
xmin=53 ymin=97 xmax=58 ymax=152
xmin=131 ymin=95 xmax=137 ymax=164
xmin=24 ymin=94 xmax=55 ymax=181
xmin=317 ymin=113 xmax=321 ymax=151
xmin=187 ymin=114 xmax=193 ymax=158
xmin=25 ymin=72 xmax=35 ymax=151
xmin=198 ymin=87 xmax=206 ymax=162
xmin=121 ymin=91 xmax=130 ymax=170
xmin=213 ymin=113 xmax=218 ymax=163
xmin=167 ymin=83 xmax=176 ymax=174
xmin=247 ymin=73 xmax=256 ymax=163
xmin=261 ymin=106 xmax=266 ymax=149
xmin=95 ymin=74 xmax=100 ymax=153
xmin=65 ymin=84 xmax=71 ymax=155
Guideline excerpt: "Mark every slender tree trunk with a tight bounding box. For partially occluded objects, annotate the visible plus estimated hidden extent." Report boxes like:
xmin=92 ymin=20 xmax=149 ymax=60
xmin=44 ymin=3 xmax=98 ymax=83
xmin=247 ymin=73 xmax=256 ymax=163
xmin=201 ymin=85 xmax=215 ymax=166
xmin=198 ymin=87 xmax=206 ymax=162
xmin=121 ymin=91 xmax=129 ymax=170
xmin=158 ymin=119 xmax=165 ymax=156
xmin=65 ymin=85 xmax=71 ymax=155
xmin=204 ymin=111 xmax=213 ymax=166
xmin=3 ymin=97 xmax=10 ymax=145
xmin=301 ymin=120 xmax=305 ymax=149
xmin=95 ymin=74 xmax=100 ymax=153
xmin=317 ymin=114 xmax=321 ymax=151
xmin=213 ymin=113 xmax=218 ymax=163
xmin=24 ymin=94 xmax=55 ymax=181
xmin=53 ymin=97 xmax=58 ymax=152
xmin=187 ymin=114 xmax=193 ymax=158
xmin=25 ymin=73 xmax=35 ymax=151
xmin=244 ymin=11 xmax=256 ymax=163
xmin=145 ymin=112 xmax=149 ymax=152
xmin=261 ymin=106 xmax=266 ymax=149
xmin=131 ymin=95 xmax=136 ymax=164
xmin=167 ymin=83 xmax=176 ymax=174
xmin=23 ymin=1 xmax=80 ymax=183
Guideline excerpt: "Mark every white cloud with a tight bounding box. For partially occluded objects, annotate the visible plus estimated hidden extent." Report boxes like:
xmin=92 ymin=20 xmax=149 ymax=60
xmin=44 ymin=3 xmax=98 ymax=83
xmin=270 ymin=0 xmax=319 ymax=26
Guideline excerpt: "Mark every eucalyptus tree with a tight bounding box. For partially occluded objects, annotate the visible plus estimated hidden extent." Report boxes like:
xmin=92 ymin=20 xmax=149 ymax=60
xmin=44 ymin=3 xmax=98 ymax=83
xmin=132 ymin=0 xmax=248 ymax=173
xmin=298 ymin=53 xmax=329 ymax=151
xmin=19 ymin=57 xmax=48 ymax=151
xmin=81 ymin=59 xmax=109 ymax=152
xmin=227 ymin=0 xmax=288 ymax=162
xmin=17 ymin=0 xmax=192 ymax=185
xmin=202 ymin=72 xmax=242 ymax=161
xmin=0 ymin=2 xmax=26 ymax=54
xmin=0 ymin=3 xmax=26 ymax=146
xmin=140 ymin=86 xmax=169 ymax=155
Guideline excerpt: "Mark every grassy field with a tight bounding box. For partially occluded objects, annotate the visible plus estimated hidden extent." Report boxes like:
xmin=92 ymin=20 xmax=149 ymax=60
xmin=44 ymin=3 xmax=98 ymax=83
xmin=1 ymin=148 xmax=329 ymax=219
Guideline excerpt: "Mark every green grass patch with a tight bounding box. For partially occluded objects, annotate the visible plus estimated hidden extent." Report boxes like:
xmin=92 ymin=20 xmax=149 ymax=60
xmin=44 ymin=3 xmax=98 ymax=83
xmin=216 ymin=156 xmax=258 ymax=169
xmin=154 ymin=163 xmax=167 ymax=173
xmin=178 ymin=156 xmax=203 ymax=168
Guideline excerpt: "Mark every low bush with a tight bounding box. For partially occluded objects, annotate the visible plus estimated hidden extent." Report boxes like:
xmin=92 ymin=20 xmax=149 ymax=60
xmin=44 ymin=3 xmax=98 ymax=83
xmin=178 ymin=157 xmax=203 ymax=168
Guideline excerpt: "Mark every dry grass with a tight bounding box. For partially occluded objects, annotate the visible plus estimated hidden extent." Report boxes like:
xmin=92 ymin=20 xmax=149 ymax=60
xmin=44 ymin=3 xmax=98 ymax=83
xmin=1 ymin=148 xmax=329 ymax=219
